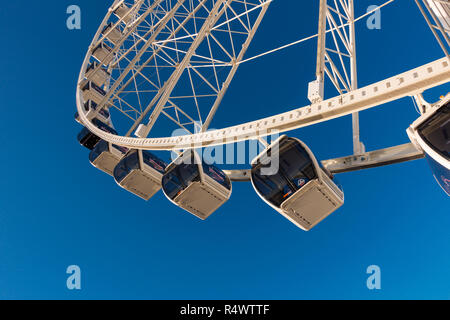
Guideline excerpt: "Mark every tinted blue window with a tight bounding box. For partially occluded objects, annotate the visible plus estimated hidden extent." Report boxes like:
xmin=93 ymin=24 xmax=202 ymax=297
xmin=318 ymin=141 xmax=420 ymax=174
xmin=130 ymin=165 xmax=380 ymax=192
xmin=77 ymin=127 xmax=92 ymax=143
xmin=89 ymin=140 xmax=109 ymax=163
xmin=142 ymin=151 xmax=167 ymax=174
xmin=112 ymin=144 xmax=128 ymax=154
xmin=114 ymin=151 xmax=139 ymax=183
xmin=162 ymin=162 xmax=200 ymax=200
xmin=78 ymin=120 xmax=116 ymax=151
xmin=251 ymin=137 xmax=317 ymax=207
xmin=202 ymin=163 xmax=231 ymax=190
xmin=162 ymin=171 xmax=183 ymax=200
xmin=84 ymin=101 xmax=96 ymax=112
xmin=83 ymin=82 xmax=106 ymax=96
xmin=84 ymin=101 xmax=110 ymax=119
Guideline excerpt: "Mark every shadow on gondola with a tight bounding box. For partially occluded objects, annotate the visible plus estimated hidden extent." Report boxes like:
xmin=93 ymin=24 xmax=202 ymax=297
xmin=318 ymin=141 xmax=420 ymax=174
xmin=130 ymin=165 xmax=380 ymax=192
xmin=89 ymin=141 xmax=128 ymax=176
xmin=162 ymin=151 xmax=232 ymax=220
xmin=113 ymin=149 xmax=168 ymax=200
xmin=251 ymin=135 xmax=344 ymax=231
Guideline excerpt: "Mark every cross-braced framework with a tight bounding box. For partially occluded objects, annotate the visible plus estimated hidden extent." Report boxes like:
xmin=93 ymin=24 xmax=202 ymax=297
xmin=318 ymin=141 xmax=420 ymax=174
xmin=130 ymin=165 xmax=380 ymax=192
xmin=77 ymin=0 xmax=450 ymax=180
xmin=313 ymin=0 xmax=358 ymax=97
xmin=84 ymin=0 xmax=271 ymax=139
xmin=308 ymin=0 xmax=364 ymax=155
xmin=416 ymin=0 xmax=450 ymax=61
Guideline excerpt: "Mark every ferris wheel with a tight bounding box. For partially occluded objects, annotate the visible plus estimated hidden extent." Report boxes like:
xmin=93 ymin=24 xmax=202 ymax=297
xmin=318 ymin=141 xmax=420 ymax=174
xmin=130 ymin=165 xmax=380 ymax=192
xmin=75 ymin=0 xmax=450 ymax=231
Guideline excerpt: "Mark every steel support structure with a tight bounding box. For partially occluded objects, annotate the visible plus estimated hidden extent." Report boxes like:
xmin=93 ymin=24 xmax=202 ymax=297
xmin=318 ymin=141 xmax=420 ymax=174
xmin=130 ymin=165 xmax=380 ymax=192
xmin=309 ymin=0 xmax=365 ymax=155
xmin=76 ymin=1 xmax=450 ymax=180
xmin=416 ymin=0 xmax=450 ymax=61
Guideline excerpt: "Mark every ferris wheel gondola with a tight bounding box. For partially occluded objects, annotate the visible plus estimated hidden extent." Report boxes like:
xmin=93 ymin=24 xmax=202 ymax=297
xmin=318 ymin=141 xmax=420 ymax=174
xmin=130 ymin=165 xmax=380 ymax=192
xmin=251 ymin=136 xmax=344 ymax=231
xmin=113 ymin=149 xmax=168 ymax=200
xmin=85 ymin=62 xmax=111 ymax=87
xmin=113 ymin=2 xmax=133 ymax=24
xmin=74 ymin=0 xmax=449 ymax=231
xmin=101 ymin=22 xmax=124 ymax=46
xmin=89 ymin=141 xmax=129 ymax=176
xmin=81 ymin=81 xmax=108 ymax=106
xmin=162 ymin=151 xmax=232 ymax=220
xmin=408 ymin=94 xmax=450 ymax=196
xmin=77 ymin=118 xmax=117 ymax=151
xmin=75 ymin=100 xmax=111 ymax=125
xmin=91 ymin=42 xmax=115 ymax=66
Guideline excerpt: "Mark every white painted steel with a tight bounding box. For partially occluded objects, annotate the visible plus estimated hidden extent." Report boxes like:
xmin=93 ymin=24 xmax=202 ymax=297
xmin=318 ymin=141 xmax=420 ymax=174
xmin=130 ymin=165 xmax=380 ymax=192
xmin=77 ymin=57 xmax=450 ymax=150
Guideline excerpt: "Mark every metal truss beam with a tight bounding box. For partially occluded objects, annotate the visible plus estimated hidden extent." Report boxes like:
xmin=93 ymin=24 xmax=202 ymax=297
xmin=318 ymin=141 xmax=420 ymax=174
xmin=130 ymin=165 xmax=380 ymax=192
xmin=225 ymin=143 xmax=425 ymax=181
xmin=416 ymin=0 xmax=450 ymax=61
xmin=310 ymin=0 xmax=364 ymax=156
xmin=98 ymin=0 xmax=271 ymax=137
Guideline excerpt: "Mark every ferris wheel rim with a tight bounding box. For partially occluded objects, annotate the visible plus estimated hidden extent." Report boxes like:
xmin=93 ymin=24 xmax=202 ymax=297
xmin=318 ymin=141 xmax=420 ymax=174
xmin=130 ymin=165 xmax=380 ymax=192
xmin=77 ymin=56 xmax=450 ymax=151
xmin=76 ymin=0 xmax=449 ymax=164
xmin=78 ymin=0 xmax=276 ymax=141
xmin=75 ymin=0 xmax=450 ymax=183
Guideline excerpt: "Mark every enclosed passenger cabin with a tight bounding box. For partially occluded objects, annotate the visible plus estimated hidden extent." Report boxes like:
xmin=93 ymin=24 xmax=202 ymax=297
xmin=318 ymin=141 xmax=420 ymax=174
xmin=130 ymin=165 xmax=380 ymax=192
xmin=408 ymin=95 xmax=450 ymax=196
xmin=90 ymin=140 xmax=128 ymax=176
xmin=75 ymin=100 xmax=111 ymax=125
xmin=250 ymin=136 xmax=344 ymax=231
xmin=77 ymin=118 xmax=117 ymax=151
xmin=162 ymin=151 xmax=232 ymax=220
xmin=114 ymin=3 xmax=133 ymax=24
xmin=102 ymin=22 xmax=123 ymax=45
xmin=426 ymin=0 xmax=450 ymax=36
xmin=85 ymin=61 xmax=110 ymax=87
xmin=113 ymin=150 xmax=168 ymax=200
xmin=81 ymin=81 xmax=107 ymax=105
xmin=92 ymin=43 xmax=115 ymax=66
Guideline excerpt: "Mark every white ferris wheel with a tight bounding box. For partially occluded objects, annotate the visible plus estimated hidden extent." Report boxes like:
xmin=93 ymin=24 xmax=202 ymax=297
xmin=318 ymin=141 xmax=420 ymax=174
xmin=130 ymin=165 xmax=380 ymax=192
xmin=75 ymin=0 xmax=450 ymax=231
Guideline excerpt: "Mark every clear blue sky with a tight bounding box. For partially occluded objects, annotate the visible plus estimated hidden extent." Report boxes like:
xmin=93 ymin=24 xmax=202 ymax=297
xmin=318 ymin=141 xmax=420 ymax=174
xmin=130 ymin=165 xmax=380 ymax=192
xmin=0 ymin=1 xmax=448 ymax=299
